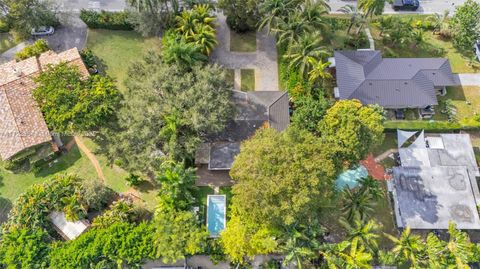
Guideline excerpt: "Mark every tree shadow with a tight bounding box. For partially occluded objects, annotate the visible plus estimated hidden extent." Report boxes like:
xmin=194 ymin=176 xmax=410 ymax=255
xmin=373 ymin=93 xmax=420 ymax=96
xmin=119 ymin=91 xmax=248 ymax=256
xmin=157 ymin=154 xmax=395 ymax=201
xmin=0 ymin=197 xmax=12 ymax=224
xmin=136 ymin=180 xmax=158 ymax=193
xmin=34 ymin=145 xmax=83 ymax=177
xmin=445 ymin=86 xmax=467 ymax=101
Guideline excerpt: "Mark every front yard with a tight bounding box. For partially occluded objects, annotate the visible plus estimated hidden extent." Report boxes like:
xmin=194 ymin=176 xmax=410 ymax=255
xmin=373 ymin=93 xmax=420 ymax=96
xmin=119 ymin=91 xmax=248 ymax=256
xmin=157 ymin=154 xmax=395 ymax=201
xmin=86 ymin=29 xmax=162 ymax=92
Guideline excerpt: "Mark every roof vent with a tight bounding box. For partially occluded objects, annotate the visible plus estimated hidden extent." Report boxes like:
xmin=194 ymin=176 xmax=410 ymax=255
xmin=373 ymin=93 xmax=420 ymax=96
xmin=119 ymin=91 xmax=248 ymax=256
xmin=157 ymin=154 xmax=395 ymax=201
xmin=13 ymin=68 xmax=23 ymax=77
xmin=369 ymin=82 xmax=373 ymax=86
xmin=395 ymin=88 xmax=400 ymax=92
xmin=432 ymin=72 xmax=436 ymax=75
xmin=404 ymin=82 xmax=408 ymax=85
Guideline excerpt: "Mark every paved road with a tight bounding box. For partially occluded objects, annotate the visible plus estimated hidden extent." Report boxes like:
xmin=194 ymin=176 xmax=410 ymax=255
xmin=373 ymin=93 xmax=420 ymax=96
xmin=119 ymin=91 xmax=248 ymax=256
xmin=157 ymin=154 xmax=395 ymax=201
xmin=53 ymin=0 xmax=126 ymax=12
xmin=329 ymin=0 xmax=477 ymax=14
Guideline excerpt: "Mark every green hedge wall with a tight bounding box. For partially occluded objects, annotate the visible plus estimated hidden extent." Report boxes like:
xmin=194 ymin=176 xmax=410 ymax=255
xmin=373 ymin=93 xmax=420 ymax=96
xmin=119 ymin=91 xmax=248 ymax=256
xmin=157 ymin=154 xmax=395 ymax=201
xmin=80 ymin=10 xmax=133 ymax=30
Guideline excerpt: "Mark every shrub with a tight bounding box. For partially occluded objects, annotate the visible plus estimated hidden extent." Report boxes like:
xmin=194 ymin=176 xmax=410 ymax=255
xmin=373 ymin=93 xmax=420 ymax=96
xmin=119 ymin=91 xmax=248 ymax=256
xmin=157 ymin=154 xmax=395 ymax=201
xmin=124 ymin=173 xmax=142 ymax=187
xmin=0 ymin=19 xmax=9 ymax=33
xmin=80 ymin=10 xmax=133 ymax=30
xmin=14 ymin=39 xmax=49 ymax=61
xmin=79 ymin=48 xmax=98 ymax=73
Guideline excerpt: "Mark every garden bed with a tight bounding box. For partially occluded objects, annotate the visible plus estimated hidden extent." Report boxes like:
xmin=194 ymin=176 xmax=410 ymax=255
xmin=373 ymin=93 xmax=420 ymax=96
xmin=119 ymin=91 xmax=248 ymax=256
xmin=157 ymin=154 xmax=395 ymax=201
xmin=241 ymin=69 xmax=255 ymax=91
xmin=230 ymin=30 xmax=256 ymax=52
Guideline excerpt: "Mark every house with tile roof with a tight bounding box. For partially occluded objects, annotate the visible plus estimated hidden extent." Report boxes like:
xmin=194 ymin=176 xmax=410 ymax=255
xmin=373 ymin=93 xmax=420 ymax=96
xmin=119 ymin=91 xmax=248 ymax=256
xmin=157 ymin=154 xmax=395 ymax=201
xmin=0 ymin=48 xmax=89 ymax=162
xmin=333 ymin=50 xmax=458 ymax=118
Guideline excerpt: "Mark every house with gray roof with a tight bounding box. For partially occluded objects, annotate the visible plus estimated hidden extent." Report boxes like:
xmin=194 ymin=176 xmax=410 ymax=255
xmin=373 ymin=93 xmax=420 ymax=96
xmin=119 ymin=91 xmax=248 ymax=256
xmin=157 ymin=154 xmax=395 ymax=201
xmin=388 ymin=130 xmax=480 ymax=230
xmin=195 ymin=90 xmax=290 ymax=185
xmin=333 ymin=50 xmax=457 ymax=116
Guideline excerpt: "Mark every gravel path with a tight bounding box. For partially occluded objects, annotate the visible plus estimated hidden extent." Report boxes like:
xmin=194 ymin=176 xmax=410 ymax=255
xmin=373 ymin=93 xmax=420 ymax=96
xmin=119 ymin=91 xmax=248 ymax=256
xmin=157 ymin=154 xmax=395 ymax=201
xmin=211 ymin=14 xmax=280 ymax=91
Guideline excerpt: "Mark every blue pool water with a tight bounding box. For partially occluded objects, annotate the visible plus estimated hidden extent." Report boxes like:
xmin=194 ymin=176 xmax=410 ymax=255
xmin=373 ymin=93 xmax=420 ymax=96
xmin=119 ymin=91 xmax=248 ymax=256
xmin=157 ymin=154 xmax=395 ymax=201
xmin=207 ymin=195 xmax=226 ymax=236
xmin=335 ymin=165 xmax=369 ymax=190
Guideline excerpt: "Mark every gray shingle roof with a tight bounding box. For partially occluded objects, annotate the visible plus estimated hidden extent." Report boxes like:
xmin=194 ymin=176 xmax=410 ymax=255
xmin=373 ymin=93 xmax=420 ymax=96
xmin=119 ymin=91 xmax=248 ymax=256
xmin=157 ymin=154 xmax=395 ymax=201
xmin=334 ymin=50 xmax=457 ymax=108
xmin=203 ymin=90 xmax=290 ymax=170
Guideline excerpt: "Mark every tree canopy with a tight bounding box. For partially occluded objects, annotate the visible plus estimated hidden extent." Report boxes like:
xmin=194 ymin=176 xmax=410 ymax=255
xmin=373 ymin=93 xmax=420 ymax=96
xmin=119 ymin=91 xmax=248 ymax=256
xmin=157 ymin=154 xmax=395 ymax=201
xmin=101 ymin=52 xmax=233 ymax=173
xmin=318 ymin=100 xmax=384 ymax=167
xmin=229 ymin=126 xmax=338 ymax=228
xmin=450 ymin=0 xmax=480 ymax=54
xmin=34 ymin=63 xmax=121 ymax=134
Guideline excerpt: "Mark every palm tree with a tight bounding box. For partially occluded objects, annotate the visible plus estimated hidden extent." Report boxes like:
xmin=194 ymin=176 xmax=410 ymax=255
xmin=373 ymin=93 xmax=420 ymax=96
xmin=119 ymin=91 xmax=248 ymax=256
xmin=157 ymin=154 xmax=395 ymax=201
xmin=176 ymin=10 xmax=198 ymax=38
xmin=357 ymin=0 xmax=387 ymax=18
xmin=430 ymin=10 xmax=451 ymax=37
xmin=338 ymin=4 xmax=363 ymax=34
xmin=321 ymin=240 xmax=372 ymax=269
xmin=284 ymin=32 xmax=329 ymax=78
xmin=189 ymin=23 xmax=217 ymax=55
xmin=425 ymin=233 xmax=447 ymax=268
xmin=301 ymin=0 xmax=330 ymax=34
xmin=258 ymin=0 xmax=304 ymax=33
xmin=385 ymin=226 xmax=426 ymax=267
xmin=358 ymin=176 xmax=383 ymax=201
xmin=341 ymin=188 xmax=375 ymax=222
xmin=308 ymin=58 xmax=332 ymax=84
xmin=446 ymin=221 xmax=473 ymax=268
xmin=281 ymin=231 xmax=315 ymax=269
xmin=163 ymin=37 xmax=207 ymax=67
xmin=274 ymin=11 xmax=311 ymax=48
xmin=340 ymin=218 xmax=379 ymax=256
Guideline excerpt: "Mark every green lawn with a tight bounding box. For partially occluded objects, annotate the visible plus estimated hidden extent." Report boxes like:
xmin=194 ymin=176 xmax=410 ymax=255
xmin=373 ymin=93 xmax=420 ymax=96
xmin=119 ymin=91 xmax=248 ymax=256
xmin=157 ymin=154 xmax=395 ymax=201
xmin=241 ymin=69 xmax=255 ymax=91
xmin=226 ymin=69 xmax=235 ymax=87
xmin=0 ymin=33 xmax=18 ymax=54
xmin=230 ymin=31 xmax=256 ymax=52
xmin=372 ymin=29 xmax=480 ymax=73
xmin=86 ymin=29 xmax=162 ymax=92
xmin=0 ymin=145 xmax=97 ymax=204
xmin=438 ymin=86 xmax=480 ymax=125
xmin=370 ymin=133 xmax=397 ymax=157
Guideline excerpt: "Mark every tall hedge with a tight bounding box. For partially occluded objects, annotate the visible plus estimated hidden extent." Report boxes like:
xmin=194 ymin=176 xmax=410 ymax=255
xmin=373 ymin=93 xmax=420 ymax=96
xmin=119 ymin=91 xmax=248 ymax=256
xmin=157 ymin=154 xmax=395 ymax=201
xmin=80 ymin=10 xmax=134 ymax=30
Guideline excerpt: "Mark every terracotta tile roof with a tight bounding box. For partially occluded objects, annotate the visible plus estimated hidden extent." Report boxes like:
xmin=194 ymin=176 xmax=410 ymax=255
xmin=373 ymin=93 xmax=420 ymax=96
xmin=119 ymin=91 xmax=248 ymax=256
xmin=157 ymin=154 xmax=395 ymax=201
xmin=0 ymin=48 xmax=88 ymax=160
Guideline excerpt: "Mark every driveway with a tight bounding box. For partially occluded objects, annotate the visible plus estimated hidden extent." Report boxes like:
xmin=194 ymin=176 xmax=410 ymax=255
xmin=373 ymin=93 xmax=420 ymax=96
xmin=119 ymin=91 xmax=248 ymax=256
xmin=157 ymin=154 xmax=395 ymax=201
xmin=329 ymin=0 xmax=475 ymax=14
xmin=454 ymin=74 xmax=480 ymax=86
xmin=211 ymin=14 xmax=279 ymax=91
xmin=44 ymin=13 xmax=88 ymax=52
xmin=53 ymin=0 xmax=126 ymax=12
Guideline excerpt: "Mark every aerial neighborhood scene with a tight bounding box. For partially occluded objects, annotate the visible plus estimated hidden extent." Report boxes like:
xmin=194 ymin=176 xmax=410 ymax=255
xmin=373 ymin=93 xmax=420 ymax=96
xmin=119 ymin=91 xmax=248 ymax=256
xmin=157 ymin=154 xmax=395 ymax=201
xmin=2 ymin=0 xmax=480 ymax=267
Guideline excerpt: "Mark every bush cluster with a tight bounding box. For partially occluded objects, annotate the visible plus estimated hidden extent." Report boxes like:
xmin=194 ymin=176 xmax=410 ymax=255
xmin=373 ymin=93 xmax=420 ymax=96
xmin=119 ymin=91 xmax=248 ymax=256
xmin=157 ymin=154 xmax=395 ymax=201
xmin=80 ymin=10 xmax=133 ymax=30
xmin=0 ymin=19 xmax=9 ymax=33
xmin=14 ymin=39 xmax=50 ymax=61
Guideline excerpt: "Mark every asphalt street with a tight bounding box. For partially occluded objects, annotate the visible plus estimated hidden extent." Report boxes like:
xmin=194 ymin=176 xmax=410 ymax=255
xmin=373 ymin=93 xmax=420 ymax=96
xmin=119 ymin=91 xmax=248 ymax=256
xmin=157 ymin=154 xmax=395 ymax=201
xmin=53 ymin=0 xmax=127 ymax=12
xmin=329 ymin=0 xmax=477 ymax=14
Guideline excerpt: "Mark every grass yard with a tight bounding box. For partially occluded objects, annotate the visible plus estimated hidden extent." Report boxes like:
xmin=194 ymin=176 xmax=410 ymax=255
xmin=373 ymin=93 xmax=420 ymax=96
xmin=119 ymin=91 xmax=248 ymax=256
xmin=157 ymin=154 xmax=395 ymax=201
xmin=370 ymin=133 xmax=397 ymax=157
xmin=0 ymin=145 xmax=97 ymax=204
xmin=372 ymin=29 xmax=480 ymax=73
xmin=438 ymin=86 xmax=480 ymax=125
xmin=241 ymin=69 xmax=255 ymax=91
xmin=86 ymin=29 xmax=162 ymax=92
xmin=0 ymin=33 xmax=18 ymax=54
xmin=230 ymin=30 xmax=256 ymax=52
xmin=226 ymin=69 xmax=235 ymax=86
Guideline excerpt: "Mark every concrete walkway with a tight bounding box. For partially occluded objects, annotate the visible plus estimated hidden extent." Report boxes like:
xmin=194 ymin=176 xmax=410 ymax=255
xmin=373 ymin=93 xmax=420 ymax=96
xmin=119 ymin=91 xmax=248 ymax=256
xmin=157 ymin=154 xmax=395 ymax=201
xmin=375 ymin=148 xmax=398 ymax=162
xmin=211 ymin=14 xmax=279 ymax=91
xmin=0 ymin=42 xmax=29 ymax=63
xmin=455 ymin=73 xmax=480 ymax=86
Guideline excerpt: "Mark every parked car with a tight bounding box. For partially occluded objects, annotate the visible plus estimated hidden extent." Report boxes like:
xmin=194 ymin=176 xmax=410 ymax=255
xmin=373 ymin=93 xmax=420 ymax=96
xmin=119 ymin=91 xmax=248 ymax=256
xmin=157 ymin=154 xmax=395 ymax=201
xmin=474 ymin=40 xmax=480 ymax=62
xmin=31 ymin=26 xmax=55 ymax=36
xmin=392 ymin=0 xmax=420 ymax=11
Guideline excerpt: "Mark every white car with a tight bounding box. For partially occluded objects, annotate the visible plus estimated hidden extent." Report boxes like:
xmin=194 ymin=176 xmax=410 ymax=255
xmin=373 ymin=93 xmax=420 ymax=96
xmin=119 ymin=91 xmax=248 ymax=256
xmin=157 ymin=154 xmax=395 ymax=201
xmin=31 ymin=26 xmax=55 ymax=36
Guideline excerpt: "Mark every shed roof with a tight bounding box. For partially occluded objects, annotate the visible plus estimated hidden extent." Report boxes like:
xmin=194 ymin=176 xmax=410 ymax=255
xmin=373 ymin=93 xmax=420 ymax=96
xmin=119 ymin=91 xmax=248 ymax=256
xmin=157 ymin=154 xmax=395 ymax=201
xmin=49 ymin=211 xmax=89 ymax=240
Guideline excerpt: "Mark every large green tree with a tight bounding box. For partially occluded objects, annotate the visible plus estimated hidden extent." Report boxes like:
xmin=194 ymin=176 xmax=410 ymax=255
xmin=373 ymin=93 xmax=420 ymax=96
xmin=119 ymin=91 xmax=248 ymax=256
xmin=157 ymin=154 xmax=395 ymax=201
xmin=229 ymin=126 xmax=338 ymax=228
xmin=153 ymin=208 xmax=208 ymax=263
xmin=49 ymin=222 xmax=157 ymax=268
xmin=34 ymin=63 xmax=121 ymax=133
xmin=101 ymin=52 xmax=233 ymax=173
xmin=318 ymin=100 xmax=384 ymax=167
xmin=126 ymin=0 xmax=178 ymax=36
xmin=156 ymin=161 xmax=198 ymax=211
xmin=218 ymin=0 xmax=261 ymax=32
xmin=0 ymin=0 xmax=58 ymax=40
xmin=0 ymin=228 xmax=51 ymax=269
xmin=450 ymin=0 xmax=480 ymax=54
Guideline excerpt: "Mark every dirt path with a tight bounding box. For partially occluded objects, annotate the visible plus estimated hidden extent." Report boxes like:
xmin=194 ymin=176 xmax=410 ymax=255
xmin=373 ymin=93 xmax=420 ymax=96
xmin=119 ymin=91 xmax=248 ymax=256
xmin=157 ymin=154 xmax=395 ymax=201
xmin=73 ymin=136 xmax=106 ymax=183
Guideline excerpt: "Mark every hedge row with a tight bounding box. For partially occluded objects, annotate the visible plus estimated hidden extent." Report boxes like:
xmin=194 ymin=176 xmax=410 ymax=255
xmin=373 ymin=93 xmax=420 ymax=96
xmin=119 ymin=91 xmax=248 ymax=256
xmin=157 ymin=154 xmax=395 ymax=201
xmin=384 ymin=120 xmax=480 ymax=132
xmin=80 ymin=10 xmax=133 ymax=30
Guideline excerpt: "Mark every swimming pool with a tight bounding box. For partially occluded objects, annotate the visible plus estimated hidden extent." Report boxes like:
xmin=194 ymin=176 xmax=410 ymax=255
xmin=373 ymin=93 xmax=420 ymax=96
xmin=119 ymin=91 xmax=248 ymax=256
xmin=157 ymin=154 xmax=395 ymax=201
xmin=335 ymin=165 xmax=369 ymax=190
xmin=207 ymin=195 xmax=226 ymax=236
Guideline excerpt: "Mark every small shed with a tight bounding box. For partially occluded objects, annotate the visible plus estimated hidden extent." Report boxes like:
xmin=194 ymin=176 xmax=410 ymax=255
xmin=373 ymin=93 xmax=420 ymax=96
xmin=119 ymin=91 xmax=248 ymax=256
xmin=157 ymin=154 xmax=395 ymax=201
xmin=49 ymin=211 xmax=89 ymax=240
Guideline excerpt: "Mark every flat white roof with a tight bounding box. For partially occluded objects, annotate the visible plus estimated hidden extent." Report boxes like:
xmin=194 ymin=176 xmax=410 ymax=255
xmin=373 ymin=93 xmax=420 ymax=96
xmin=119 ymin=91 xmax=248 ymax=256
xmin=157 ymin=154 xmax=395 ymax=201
xmin=49 ymin=211 xmax=88 ymax=240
